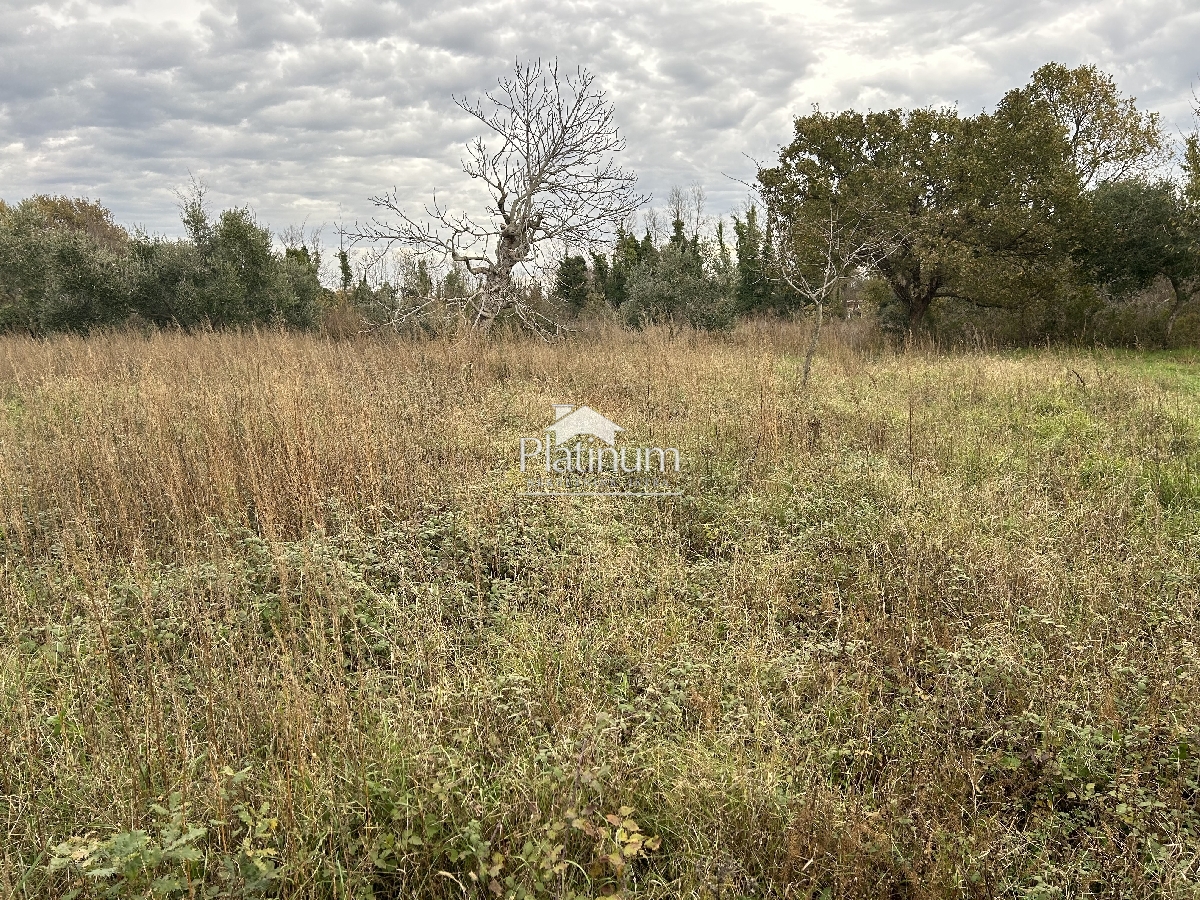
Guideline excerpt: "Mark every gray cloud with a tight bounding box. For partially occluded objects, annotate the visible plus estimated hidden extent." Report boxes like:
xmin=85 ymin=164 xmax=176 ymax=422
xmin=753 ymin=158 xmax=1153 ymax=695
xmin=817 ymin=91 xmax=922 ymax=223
xmin=0 ymin=0 xmax=1196 ymax=241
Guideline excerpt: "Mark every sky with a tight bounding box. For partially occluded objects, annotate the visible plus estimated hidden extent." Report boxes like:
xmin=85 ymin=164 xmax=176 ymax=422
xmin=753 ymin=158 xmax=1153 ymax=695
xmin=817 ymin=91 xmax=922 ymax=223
xmin=2 ymin=0 xmax=1198 ymax=248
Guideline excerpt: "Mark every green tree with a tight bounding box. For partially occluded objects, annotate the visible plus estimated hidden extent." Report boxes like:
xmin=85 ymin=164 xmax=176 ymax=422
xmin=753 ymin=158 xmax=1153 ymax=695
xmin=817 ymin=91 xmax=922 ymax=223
xmin=553 ymin=254 xmax=590 ymax=315
xmin=413 ymin=258 xmax=434 ymax=298
xmin=759 ymin=100 xmax=1077 ymax=332
xmin=760 ymin=107 xmax=967 ymax=330
xmin=638 ymin=229 xmax=656 ymax=262
xmin=1022 ymin=62 xmax=1164 ymax=190
xmin=759 ymin=64 xmax=1161 ymax=336
xmin=0 ymin=188 xmax=326 ymax=333
xmin=732 ymin=204 xmax=773 ymax=313
xmin=0 ymin=196 xmax=133 ymax=332
xmin=592 ymin=227 xmax=644 ymax=308
xmin=1185 ymin=132 xmax=1200 ymax=209
xmin=1080 ymin=179 xmax=1198 ymax=338
xmin=127 ymin=234 xmax=204 ymax=326
xmin=138 ymin=187 xmax=322 ymax=329
xmin=440 ymin=263 xmax=472 ymax=301
xmin=622 ymin=242 xmax=732 ymax=330
xmin=668 ymin=217 xmax=688 ymax=254
xmin=714 ymin=220 xmax=733 ymax=279
xmin=590 ymin=251 xmax=610 ymax=302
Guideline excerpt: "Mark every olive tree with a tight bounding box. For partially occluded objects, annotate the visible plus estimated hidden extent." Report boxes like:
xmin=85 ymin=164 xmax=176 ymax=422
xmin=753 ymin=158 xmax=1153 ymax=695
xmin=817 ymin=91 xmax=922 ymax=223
xmin=357 ymin=60 xmax=645 ymax=330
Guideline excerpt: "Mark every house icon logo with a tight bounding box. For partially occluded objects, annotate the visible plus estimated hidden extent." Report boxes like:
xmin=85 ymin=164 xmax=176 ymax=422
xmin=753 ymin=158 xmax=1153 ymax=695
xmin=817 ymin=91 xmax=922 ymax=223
xmin=519 ymin=402 xmax=683 ymax=498
xmin=546 ymin=404 xmax=624 ymax=446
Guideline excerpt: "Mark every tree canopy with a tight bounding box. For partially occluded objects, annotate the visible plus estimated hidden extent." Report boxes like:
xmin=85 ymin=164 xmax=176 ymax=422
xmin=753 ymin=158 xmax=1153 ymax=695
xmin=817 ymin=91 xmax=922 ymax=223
xmin=0 ymin=189 xmax=324 ymax=333
xmin=757 ymin=64 xmax=1165 ymax=333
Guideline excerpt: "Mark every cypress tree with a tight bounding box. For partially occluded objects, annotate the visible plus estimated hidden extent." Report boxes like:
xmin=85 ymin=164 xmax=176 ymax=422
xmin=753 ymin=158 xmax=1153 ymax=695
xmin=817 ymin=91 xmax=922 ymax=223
xmin=732 ymin=204 xmax=771 ymax=312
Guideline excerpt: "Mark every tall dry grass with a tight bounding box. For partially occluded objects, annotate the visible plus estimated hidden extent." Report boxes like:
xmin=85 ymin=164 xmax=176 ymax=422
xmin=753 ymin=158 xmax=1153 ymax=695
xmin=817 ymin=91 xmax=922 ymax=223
xmin=1 ymin=321 xmax=1198 ymax=898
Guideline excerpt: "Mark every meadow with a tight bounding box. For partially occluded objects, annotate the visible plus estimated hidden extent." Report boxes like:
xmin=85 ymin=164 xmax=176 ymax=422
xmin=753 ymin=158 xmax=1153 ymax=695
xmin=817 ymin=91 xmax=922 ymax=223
xmin=1 ymin=322 xmax=1198 ymax=898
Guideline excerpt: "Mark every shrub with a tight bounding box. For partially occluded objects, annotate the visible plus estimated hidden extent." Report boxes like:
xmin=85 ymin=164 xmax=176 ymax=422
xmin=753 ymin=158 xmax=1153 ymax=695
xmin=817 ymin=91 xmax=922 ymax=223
xmin=0 ymin=194 xmax=329 ymax=333
xmin=0 ymin=196 xmax=134 ymax=332
xmin=621 ymin=243 xmax=733 ymax=330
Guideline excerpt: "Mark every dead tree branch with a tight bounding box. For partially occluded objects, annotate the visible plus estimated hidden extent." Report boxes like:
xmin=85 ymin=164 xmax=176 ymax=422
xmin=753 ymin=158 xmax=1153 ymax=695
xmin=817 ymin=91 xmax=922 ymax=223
xmin=353 ymin=59 xmax=646 ymax=330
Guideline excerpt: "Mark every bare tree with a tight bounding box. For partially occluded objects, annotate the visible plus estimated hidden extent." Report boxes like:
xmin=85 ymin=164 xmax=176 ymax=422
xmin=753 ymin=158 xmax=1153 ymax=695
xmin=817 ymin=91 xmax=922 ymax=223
xmin=764 ymin=199 xmax=897 ymax=386
xmin=279 ymin=221 xmax=326 ymax=275
xmin=355 ymin=59 xmax=646 ymax=330
xmin=688 ymin=183 xmax=707 ymax=238
xmin=642 ymin=207 xmax=666 ymax=246
xmin=665 ymin=183 xmax=708 ymax=238
xmin=667 ymin=186 xmax=688 ymax=230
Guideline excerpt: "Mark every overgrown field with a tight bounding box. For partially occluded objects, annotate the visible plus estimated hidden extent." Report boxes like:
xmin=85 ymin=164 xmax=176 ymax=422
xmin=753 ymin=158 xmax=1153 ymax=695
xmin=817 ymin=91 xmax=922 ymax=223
xmin=2 ymin=323 xmax=1199 ymax=898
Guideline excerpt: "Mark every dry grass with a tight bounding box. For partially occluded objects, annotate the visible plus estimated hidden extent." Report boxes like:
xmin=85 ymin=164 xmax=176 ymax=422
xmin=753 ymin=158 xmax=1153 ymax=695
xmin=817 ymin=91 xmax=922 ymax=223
xmin=1 ymin=321 xmax=1198 ymax=898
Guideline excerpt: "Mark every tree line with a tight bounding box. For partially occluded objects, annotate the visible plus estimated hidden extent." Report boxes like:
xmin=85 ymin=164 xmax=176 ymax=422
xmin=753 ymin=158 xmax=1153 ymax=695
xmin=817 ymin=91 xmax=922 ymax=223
xmin=1 ymin=61 xmax=1197 ymax=345
xmin=554 ymin=63 xmax=1200 ymax=346
xmin=0 ymin=185 xmax=324 ymax=333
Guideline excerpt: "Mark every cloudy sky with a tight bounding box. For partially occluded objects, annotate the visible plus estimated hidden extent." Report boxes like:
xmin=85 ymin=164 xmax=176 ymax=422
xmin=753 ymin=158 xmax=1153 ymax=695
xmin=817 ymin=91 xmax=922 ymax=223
xmin=2 ymin=0 xmax=1198 ymax=245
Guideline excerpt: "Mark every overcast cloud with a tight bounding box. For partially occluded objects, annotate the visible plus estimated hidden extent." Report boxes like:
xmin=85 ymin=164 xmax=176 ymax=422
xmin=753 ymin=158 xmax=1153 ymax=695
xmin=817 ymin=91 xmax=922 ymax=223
xmin=1 ymin=0 xmax=1197 ymax=242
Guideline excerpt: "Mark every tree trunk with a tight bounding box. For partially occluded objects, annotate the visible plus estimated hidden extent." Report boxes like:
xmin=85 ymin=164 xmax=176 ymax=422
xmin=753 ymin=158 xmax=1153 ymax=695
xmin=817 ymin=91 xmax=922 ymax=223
xmin=801 ymin=300 xmax=823 ymax=387
xmin=474 ymin=270 xmax=512 ymax=329
xmin=473 ymin=224 xmax=527 ymax=329
xmin=907 ymin=287 xmax=937 ymax=332
xmin=878 ymin=259 xmax=938 ymax=333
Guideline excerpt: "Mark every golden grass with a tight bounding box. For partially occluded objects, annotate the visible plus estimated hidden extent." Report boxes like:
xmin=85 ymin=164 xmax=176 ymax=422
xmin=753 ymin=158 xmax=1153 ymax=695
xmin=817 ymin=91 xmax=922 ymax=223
xmin=1 ymin=321 xmax=1198 ymax=898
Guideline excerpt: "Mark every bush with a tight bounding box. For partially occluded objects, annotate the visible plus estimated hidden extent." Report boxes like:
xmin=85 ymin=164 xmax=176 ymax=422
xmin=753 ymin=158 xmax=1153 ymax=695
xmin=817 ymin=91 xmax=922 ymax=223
xmin=0 ymin=196 xmax=135 ymax=332
xmin=621 ymin=243 xmax=733 ymax=330
xmin=0 ymin=194 xmax=328 ymax=333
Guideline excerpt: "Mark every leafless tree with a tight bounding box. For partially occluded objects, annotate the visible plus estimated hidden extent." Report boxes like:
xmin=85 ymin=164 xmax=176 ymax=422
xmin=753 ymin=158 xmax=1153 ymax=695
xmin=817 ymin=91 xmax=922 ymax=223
xmin=764 ymin=199 xmax=898 ymax=386
xmin=639 ymin=183 xmax=711 ymax=248
xmin=666 ymin=186 xmax=690 ymax=236
xmin=667 ymin=183 xmax=708 ymax=238
xmin=642 ymin=207 xmax=667 ymax=246
xmin=279 ymin=221 xmax=327 ymax=275
xmin=354 ymin=59 xmax=646 ymax=331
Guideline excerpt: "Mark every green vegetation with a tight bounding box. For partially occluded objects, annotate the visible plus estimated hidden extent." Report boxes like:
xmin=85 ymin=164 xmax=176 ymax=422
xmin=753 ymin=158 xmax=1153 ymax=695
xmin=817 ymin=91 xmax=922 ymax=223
xmin=2 ymin=44 xmax=1197 ymax=900
xmin=3 ymin=62 xmax=1197 ymax=346
xmin=548 ymin=62 xmax=1198 ymax=347
xmin=1080 ymin=179 xmax=1200 ymax=338
xmin=2 ymin=323 xmax=1198 ymax=897
xmin=0 ymin=191 xmax=322 ymax=334
xmin=756 ymin=64 xmax=1183 ymax=345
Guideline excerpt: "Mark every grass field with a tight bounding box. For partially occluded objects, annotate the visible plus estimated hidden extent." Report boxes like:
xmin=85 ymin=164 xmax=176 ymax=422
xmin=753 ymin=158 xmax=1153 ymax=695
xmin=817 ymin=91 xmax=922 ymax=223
xmin=1 ymin=322 xmax=1198 ymax=899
